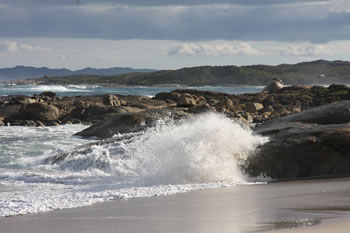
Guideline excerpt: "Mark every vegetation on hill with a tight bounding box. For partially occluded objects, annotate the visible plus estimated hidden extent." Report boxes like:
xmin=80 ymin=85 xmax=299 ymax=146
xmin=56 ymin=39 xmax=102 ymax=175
xmin=27 ymin=60 xmax=350 ymax=86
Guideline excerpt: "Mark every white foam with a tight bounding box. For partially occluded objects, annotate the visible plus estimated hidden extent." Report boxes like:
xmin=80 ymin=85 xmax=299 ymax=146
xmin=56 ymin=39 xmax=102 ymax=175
xmin=0 ymin=113 xmax=268 ymax=217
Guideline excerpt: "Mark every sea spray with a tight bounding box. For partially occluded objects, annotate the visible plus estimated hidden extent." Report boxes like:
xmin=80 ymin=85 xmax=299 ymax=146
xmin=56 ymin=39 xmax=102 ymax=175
xmin=123 ymin=112 xmax=268 ymax=184
xmin=0 ymin=113 xmax=268 ymax=217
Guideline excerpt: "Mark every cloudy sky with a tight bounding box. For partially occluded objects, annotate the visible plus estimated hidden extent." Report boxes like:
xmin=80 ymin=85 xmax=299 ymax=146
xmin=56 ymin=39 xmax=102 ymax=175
xmin=0 ymin=0 xmax=350 ymax=69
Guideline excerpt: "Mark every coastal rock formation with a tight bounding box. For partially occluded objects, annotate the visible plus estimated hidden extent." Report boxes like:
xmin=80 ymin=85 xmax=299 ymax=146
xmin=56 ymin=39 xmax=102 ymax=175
xmin=1 ymin=83 xmax=350 ymax=128
xmin=75 ymin=109 xmax=189 ymax=138
xmin=246 ymin=101 xmax=350 ymax=179
xmin=12 ymin=103 xmax=60 ymax=122
xmin=262 ymin=78 xmax=284 ymax=93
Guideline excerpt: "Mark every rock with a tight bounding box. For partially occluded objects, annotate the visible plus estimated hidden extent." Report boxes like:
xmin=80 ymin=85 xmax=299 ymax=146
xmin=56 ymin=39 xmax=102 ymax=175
xmin=177 ymin=94 xmax=196 ymax=107
xmin=246 ymin=122 xmax=350 ymax=179
xmin=39 ymin=91 xmax=56 ymax=99
xmin=263 ymin=105 xmax=274 ymax=113
xmin=76 ymin=109 xmax=189 ymax=138
xmin=279 ymin=85 xmax=310 ymax=93
xmin=76 ymin=112 xmax=149 ymax=138
xmin=262 ymin=78 xmax=284 ymax=94
xmin=246 ymin=102 xmax=350 ymax=179
xmin=73 ymin=99 xmax=89 ymax=108
xmin=259 ymin=100 xmax=350 ymax=126
xmin=12 ymin=103 xmax=60 ymax=121
xmin=208 ymin=98 xmax=220 ymax=105
xmin=35 ymin=121 xmax=45 ymax=126
xmin=154 ymin=92 xmax=181 ymax=102
xmin=188 ymin=104 xmax=215 ymax=114
xmin=246 ymin=103 xmax=264 ymax=113
xmin=24 ymin=98 xmax=38 ymax=104
xmin=103 ymin=95 xmax=121 ymax=106
xmin=328 ymin=84 xmax=350 ymax=92
xmin=46 ymin=120 xmax=61 ymax=126
xmin=61 ymin=104 xmax=126 ymax=124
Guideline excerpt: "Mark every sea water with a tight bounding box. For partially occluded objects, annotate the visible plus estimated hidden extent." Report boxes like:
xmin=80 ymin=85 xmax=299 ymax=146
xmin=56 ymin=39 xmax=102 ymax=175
xmin=0 ymin=83 xmax=263 ymax=97
xmin=0 ymin=113 xmax=268 ymax=217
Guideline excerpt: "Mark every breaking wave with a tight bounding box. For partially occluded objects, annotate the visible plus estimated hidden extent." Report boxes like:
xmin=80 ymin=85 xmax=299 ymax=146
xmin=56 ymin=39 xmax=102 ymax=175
xmin=0 ymin=113 xmax=268 ymax=217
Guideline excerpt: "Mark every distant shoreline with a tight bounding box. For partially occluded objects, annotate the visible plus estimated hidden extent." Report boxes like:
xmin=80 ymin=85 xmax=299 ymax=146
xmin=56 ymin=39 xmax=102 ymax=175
xmin=2 ymin=60 xmax=350 ymax=86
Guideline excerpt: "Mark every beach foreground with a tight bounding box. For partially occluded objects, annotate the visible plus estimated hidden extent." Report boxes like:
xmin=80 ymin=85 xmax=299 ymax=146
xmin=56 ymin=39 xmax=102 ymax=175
xmin=1 ymin=178 xmax=350 ymax=233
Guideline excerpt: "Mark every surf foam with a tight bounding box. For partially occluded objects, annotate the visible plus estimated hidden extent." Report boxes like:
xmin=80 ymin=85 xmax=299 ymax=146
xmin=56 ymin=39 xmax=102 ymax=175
xmin=0 ymin=113 xmax=268 ymax=217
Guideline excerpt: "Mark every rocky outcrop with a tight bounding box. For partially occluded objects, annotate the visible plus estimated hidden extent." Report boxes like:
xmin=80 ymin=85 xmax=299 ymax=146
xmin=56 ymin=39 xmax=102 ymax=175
xmin=1 ymin=83 xmax=350 ymax=127
xmin=257 ymin=100 xmax=350 ymax=126
xmin=11 ymin=103 xmax=60 ymax=122
xmin=262 ymin=78 xmax=284 ymax=93
xmin=76 ymin=109 xmax=189 ymax=138
xmin=246 ymin=101 xmax=350 ymax=179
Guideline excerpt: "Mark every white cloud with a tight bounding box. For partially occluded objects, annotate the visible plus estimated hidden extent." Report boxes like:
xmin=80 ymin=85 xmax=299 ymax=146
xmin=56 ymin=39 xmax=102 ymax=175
xmin=0 ymin=40 xmax=53 ymax=53
xmin=4 ymin=40 xmax=18 ymax=52
xmin=168 ymin=42 xmax=263 ymax=56
xmin=329 ymin=0 xmax=350 ymax=13
xmin=279 ymin=44 xmax=332 ymax=56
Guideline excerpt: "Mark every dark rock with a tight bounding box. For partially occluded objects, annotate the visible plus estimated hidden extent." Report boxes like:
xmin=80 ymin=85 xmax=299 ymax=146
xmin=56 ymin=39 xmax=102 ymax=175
xmin=46 ymin=120 xmax=61 ymax=126
xmin=246 ymin=101 xmax=350 ymax=179
xmin=154 ymin=92 xmax=181 ymax=101
xmin=259 ymin=100 xmax=350 ymax=126
xmin=328 ymin=84 xmax=350 ymax=92
xmin=246 ymin=103 xmax=264 ymax=113
xmin=12 ymin=103 xmax=60 ymax=121
xmin=39 ymin=91 xmax=56 ymax=99
xmin=73 ymin=99 xmax=89 ymax=108
xmin=279 ymin=85 xmax=310 ymax=93
xmin=188 ymin=104 xmax=215 ymax=114
xmin=76 ymin=109 xmax=189 ymax=139
xmin=246 ymin=122 xmax=350 ymax=179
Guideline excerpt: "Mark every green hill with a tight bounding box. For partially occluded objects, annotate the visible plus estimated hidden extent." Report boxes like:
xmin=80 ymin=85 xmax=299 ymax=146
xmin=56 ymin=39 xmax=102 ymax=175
xmin=28 ymin=60 xmax=350 ymax=86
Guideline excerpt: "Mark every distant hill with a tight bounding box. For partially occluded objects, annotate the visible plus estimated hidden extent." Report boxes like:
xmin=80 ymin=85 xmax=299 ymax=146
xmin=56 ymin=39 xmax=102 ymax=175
xmin=0 ymin=66 xmax=156 ymax=81
xmin=24 ymin=60 xmax=350 ymax=86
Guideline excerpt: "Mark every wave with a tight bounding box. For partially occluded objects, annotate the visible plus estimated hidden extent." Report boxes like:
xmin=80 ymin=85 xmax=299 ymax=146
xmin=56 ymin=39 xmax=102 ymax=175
xmin=0 ymin=113 xmax=268 ymax=217
xmin=2 ymin=85 xmax=94 ymax=93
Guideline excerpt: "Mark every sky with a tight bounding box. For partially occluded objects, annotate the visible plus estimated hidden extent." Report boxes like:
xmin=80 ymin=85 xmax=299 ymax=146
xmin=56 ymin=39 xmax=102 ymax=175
xmin=0 ymin=0 xmax=350 ymax=70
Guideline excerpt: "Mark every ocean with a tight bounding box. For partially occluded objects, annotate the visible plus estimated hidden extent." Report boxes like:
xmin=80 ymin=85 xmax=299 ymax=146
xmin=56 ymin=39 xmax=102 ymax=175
xmin=0 ymin=84 xmax=267 ymax=217
xmin=0 ymin=83 xmax=263 ymax=97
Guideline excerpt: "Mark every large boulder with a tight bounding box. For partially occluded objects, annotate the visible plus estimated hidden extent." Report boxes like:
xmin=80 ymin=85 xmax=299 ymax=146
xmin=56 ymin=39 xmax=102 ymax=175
xmin=76 ymin=112 xmax=149 ymax=138
xmin=75 ymin=109 xmax=189 ymax=139
xmin=262 ymin=78 xmax=284 ymax=94
xmin=11 ymin=103 xmax=60 ymax=121
xmin=259 ymin=100 xmax=350 ymax=126
xmin=247 ymin=122 xmax=350 ymax=179
xmin=245 ymin=101 xmax=350 ymax=179
xmin=154 ymin=92 xmax=181 ymax=102
xmin=61 ymin=104 xmax=126 ymax=124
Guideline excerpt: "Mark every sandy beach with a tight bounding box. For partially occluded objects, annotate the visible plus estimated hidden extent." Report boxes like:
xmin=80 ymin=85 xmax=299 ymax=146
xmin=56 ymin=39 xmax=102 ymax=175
xmin=1 ymin=178 xmax=350 ymax=233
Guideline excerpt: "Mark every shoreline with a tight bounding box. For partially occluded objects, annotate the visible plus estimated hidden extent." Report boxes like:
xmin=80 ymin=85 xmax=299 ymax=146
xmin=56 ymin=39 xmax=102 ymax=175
xmin=2 ymin=178 xmax=350 ymax=233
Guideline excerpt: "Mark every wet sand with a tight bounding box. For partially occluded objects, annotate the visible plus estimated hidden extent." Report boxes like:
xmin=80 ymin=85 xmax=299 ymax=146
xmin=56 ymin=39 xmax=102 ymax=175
xmin=1 ymin=178 xmax=350 ymax=233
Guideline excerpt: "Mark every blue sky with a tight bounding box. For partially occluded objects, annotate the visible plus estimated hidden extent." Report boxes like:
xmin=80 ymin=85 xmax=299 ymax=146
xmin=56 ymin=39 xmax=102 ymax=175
xmin=0 ymin=0 xmax=350 ymax=69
